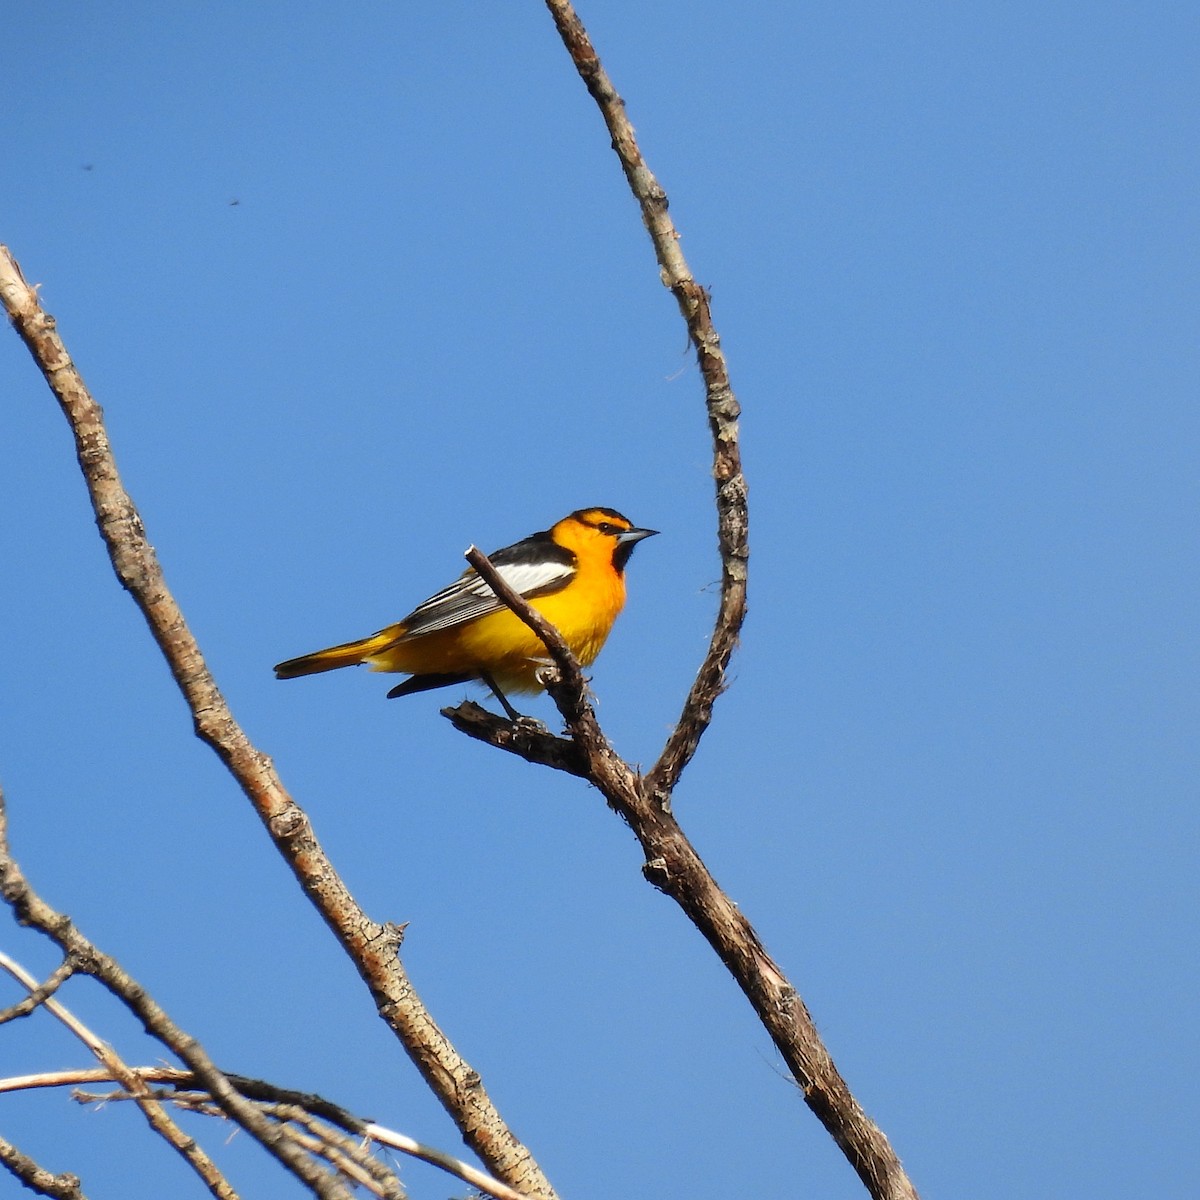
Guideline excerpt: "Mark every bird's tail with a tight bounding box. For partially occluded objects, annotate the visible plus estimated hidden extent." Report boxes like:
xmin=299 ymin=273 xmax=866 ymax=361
xmin=274 ymin=629 xmax=399 ymax=680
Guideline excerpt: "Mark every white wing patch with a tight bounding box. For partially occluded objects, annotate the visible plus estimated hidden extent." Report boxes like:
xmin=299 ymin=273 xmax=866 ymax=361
xmin=397 ymin=559 xmax=576 ymax=639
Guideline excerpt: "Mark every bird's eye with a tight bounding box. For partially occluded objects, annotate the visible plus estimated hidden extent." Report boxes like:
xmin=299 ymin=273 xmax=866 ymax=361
xmin=597 ymin=522 xmax=620 ymax=535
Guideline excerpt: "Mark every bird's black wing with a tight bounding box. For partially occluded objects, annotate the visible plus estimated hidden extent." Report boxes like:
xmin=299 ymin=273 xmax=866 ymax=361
xmin=396 ymin=531 xmax=576 ymax=640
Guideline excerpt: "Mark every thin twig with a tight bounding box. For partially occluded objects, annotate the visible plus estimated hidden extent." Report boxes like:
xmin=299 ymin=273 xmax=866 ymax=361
xmin=173 ymin=1101 xmax=398 ymax=1200
xmin=0 ymin=788 xmax=347 ymax=1200
xmin=362 ymin=1120 xmax=533 ymax=1200
xmin=265 ymin=1106 xmax=404 ymax=1200
xmin=0 ymin=243 xmax=557 ymax=1200
xmin=89 ymin=1090 xmax=392 ymax=1199
xmin=0 ymin=953 xmax=76 ymax=1025
xmin=0 ymin=952 xmax=241 ymax=1200
xmin=0 ymin=953 xmax=105 ymax=1051
xmin=0 ymin=1065 xmax=533 ymax=1200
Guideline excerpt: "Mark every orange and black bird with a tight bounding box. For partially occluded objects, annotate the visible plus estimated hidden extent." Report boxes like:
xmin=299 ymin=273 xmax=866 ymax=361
xmin=274 ymin=507 xmax=657 ymax=716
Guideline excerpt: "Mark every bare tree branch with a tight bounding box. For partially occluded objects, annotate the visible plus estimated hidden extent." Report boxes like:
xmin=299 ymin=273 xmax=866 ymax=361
xmin=543 ymin=0 xmax=749 ymax=798
xmin=442 ymin=700 xmax=588 ymax=776
xmin=1 ymin=1065 xmax=534 ymax=1200
xmin=437 ymin=20 xmax=920 ymax=1187
xmin=0 ymin=244 xmax=557 ymax=1200
xmin=0 ymin=790 xmax=355 ymax=1200
xmin=270 ymin=1108 xmax=398 ymax=1200
xmin=449 ymin=544 xmax=918 ymax=1197
xmin=0 ymin=951 xmax=241 ymax=1200
xmin=0 ymin=1135 xmax=88 ymax=1200
xmin=164 ymin=1100 xmax=402 ymax=1200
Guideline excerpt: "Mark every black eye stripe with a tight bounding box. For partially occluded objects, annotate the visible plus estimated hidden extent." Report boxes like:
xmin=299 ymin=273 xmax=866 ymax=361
xmin=570 ymin=506 xmax=633 ymax=534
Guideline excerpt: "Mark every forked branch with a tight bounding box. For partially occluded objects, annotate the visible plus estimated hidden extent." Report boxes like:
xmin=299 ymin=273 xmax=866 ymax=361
xmin=444 ymin=7 xmax=920 ymax=1198
xmin=0 ymin=244 xmax=555 ymax=1200
xmin=446 ymin=548 xmax=917 ymax=1200
xmin=0 ymin=829 xmax=534 ymax=1200
xmin=0 ymin=1062 xmax=531 ymax=1200
xmin=0 ymin=792 xmax=345 ymax=1200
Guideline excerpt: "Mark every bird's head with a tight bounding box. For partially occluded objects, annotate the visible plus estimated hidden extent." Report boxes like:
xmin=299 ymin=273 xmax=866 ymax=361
xmin=553 ymin=507 xmax=658 ymax=573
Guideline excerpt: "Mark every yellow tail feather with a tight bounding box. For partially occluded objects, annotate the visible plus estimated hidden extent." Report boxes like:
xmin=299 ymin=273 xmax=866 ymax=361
xmin=274 ymin=629 xmax=398 ymax=679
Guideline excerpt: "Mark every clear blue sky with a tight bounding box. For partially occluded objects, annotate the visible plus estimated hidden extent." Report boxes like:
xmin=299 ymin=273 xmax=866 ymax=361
xmin=2 ymin=4 xmax=1197 ymax=1198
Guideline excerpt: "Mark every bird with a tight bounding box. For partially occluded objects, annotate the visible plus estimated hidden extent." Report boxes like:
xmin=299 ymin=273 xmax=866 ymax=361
xmin=274 ymin=507 xmax=657 ymax=717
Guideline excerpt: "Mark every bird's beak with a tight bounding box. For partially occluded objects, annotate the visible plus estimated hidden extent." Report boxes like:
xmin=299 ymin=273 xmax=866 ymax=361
xmin=618 ymin=526 xmax=659 ymax=544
